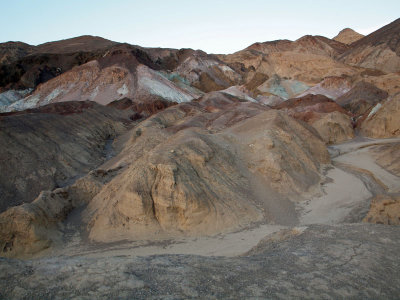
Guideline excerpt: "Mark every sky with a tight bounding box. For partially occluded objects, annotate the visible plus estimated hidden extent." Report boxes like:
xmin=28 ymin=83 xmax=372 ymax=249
xmin=1 ymin=0 xmax=399 ymax=54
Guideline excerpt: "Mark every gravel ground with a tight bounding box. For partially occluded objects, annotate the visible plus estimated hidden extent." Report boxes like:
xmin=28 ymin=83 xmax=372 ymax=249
xmin=1 ymin=223 xmax=399 ymax=299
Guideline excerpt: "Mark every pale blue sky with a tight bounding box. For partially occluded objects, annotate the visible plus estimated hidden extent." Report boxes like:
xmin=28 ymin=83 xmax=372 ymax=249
xmin=1 ymin=0 xmax=399 ymax=53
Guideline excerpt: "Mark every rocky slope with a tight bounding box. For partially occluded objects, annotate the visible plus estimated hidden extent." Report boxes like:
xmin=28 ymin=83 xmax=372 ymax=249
xmin=0 ymin=101 xmax=133 ymax=212
xmin=339 ymin=18 xmax=400 ymax=73
xmin=336 ymin=81 xmax=388 ymax=116
xmin=219 ymin=35 xmax=359 ymax=87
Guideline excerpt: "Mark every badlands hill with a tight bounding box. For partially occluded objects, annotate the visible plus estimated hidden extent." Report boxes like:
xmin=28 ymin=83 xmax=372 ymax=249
xmin=333 ymin=28 xmax=364 ymax=44
xmin=0 ymin=18 xmax=400 ymax=299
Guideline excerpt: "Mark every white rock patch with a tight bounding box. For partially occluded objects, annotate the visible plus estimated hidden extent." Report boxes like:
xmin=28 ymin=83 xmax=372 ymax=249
xmin=0 ymin=89 xmax=33 ymax=111
xmin=117 ymin=84 xmax=129 ymax=96
xmin=42 ymin=88 xmax=63 ymax=105
xmin=5 ymin=94 xmax=41 ymax=112
xmin=139 ymin=77 xmax=193 ymax=103
xmin=367 ymin=103 xmax=382 ymax=119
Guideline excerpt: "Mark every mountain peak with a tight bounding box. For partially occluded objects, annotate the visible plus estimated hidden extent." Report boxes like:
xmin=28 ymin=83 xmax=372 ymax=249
xmin=333 ymin=28 xmax=364 ymax=44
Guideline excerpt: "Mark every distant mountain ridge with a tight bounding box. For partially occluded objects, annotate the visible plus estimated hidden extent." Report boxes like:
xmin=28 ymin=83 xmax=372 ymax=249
xmin=0 ymin=18 xmax=399 ymax=113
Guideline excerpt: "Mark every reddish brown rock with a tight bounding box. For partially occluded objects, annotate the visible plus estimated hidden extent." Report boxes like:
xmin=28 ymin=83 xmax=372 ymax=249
xmin=275 ymin=94 xmax=350 ymax=122
xmin=275 ymin=94 xmax=354 ymax=143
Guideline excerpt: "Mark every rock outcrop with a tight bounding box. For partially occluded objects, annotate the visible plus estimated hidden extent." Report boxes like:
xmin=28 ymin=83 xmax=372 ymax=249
xmin=0 ymin=89 xmax=32 ymax=108
xmin=245 ymin=35 xmax=349 ymax=58
xmin=252 ymin=75 xmax=309 ymax=99
xmin=0 ymin=189 xmax=72 ymax=257
xmin=0 ymin=168 xmax=116 ymax=257
xmin=363 ymin=194 xmax=400 ymax=225
xmin=311 ymin=111 xmax=355 ymax=144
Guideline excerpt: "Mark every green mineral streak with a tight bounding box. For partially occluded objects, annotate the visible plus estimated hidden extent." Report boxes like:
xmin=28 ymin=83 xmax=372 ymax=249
xmin=160 ymin=71 xmax=191 ymax=86
xmin=269 ymin=85 xmax=289 ymax=99
xmin=267 ymin=76 xmax=309 ymax=100
xmin=289 ymin=81 xmax=309 ymax=95
xmin=158 ymin=71 xmax=203 ymax=96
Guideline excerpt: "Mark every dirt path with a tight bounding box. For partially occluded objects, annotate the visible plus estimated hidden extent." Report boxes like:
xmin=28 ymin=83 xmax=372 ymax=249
xmin=334 ymin=147 xmax=400 ymax=193
xmin=298 ymin=165 xmax=373 ymax=225
xmin=72 ymin=224 xmax=287 ymax=258
xmin=299 ymin=136 xmax=400 ymax=225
